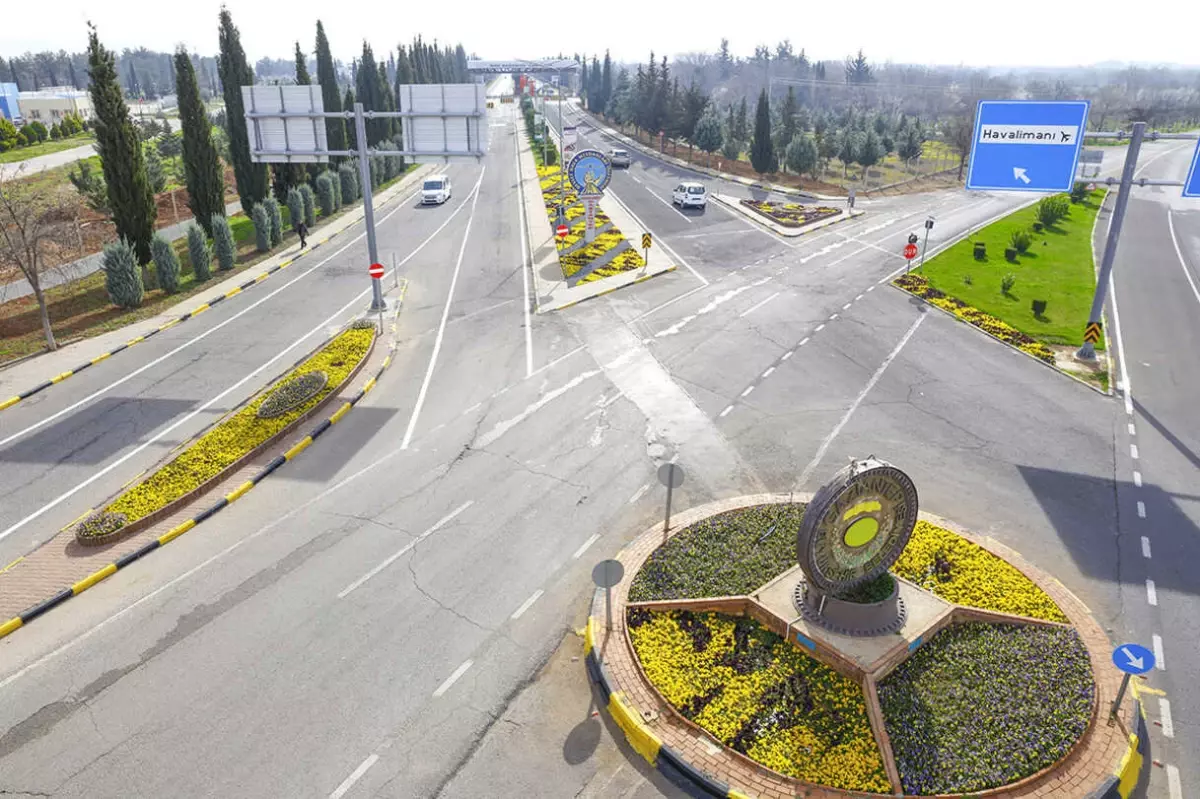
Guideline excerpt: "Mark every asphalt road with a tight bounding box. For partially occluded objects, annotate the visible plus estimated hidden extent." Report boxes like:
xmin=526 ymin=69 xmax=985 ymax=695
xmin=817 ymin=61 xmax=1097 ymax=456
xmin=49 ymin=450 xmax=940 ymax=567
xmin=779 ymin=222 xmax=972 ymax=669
xmin=1 ymin=76 xmax=1196 ymax=799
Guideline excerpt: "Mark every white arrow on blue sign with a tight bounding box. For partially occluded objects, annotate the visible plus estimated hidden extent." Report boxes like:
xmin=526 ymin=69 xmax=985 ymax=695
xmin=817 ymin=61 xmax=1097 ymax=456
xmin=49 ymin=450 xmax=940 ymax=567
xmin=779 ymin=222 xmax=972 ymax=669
xmin=966 ymin=100 xmax=1091 ymax=193
xmin=1112 ymin=643 xmax=1155 ymax=675
xmin=1183 ymin=138 xmax=1200 ymax=198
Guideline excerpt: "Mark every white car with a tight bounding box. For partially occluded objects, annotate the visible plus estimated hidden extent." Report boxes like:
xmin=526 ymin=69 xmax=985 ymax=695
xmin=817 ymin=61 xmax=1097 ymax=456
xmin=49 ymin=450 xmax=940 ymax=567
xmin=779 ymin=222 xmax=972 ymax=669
xmin=421 ymin=175 xmax=452 ymax=205
xmin=672 ymin=182 xmax=707 ymax=209
xmin=610 ymin=149 xmax=631 ymax=168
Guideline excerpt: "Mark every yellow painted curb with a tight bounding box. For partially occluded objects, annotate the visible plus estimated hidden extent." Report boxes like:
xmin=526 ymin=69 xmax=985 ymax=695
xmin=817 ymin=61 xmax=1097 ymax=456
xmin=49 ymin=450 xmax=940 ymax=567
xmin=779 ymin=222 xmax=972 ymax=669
xmin=72 ymin=563 xmax=117 ymax=594
xmin=609 ymin=690 xmax=662 ymax=765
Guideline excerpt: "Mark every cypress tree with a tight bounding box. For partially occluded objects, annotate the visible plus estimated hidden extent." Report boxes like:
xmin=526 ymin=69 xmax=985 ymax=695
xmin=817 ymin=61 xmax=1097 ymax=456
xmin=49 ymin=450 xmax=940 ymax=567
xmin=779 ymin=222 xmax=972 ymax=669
xmin=211 ymin=213 xmax=235 ymax=270
xmin=175 ymin=49 xmax=224 ymax=236
xmin=264 ymin=196 xmax=283 ymax=245
xmin=600 ymin=51 xmax=613 ymax=114
xmin=186 ymin=222 xmax=212 ymax=281
xmin=87 ymin=24 xmax=156 ymax=265
xmin=299 ymin=183 xmax=316 ymax=226
xmin=294 ymin=42 xmax=311 ymax=84
xmin=315 ymin=172 xmax=335 ymax=217
xmin=287 ymin=187 xmax=304 ymax=232
xmin=338 ymin=163 xmax=358 ymax=202
xmin=750 ymin=89 xmax=777 ymax=175
xmin=151 ymin=233 xmax=181 ymax=294
xmin=330 ymin=168 xmax=343 ymax=208
xmin=355 ymin=43 xmax=386 ymax=146
xmin=218 ymin=7 xmax=268 ymax=211
xmin=251 ymin=203 xmax=271 ymax=252
xmin=102 ymin=239 xmax=144 ymax=308
xmin=343 ymin=88 xmax=357 ymax=150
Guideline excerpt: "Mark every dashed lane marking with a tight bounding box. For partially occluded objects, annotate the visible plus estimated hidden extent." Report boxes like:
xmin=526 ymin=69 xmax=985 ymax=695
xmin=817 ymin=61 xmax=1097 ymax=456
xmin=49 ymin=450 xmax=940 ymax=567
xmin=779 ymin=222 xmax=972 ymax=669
xmin=1142 ymin=536 xmax=1152 ymax=559
xmin=1153 ymin=633 xmax=1165 ymax=670
xmin=1134 ymin=471 xmax=1143 ymax=487
xmin=511 ymin=589 xmax=544 ymax=620
xmin=433 ymin=659 xmax=474 ymax=698
xmin=573 ymin=534 xmax=600 ymax=559
xmin=1147 ymin=579 xmax=1158 ymax=606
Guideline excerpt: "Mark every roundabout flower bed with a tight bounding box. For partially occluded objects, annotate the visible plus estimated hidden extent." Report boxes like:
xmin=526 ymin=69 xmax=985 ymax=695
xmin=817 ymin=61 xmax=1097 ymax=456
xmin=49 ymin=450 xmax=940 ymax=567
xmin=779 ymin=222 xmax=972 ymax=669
xmin=628 ymin=609 xmax=891 ymax=792
xmin=76 ymin=326 xmax=374 ymax=543
xmin=879 ymin=622 xmax=1094 ymax=794
xmin=740 ymin=199 xmax=840 ymax=228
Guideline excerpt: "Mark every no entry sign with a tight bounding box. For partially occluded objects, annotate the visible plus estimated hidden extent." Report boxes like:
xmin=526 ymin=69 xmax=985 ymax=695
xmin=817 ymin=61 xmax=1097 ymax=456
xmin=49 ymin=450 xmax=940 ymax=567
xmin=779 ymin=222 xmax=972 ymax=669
xmin=556 ymin=224 xmax=568 ymax=240
xmin=369 ymin=262 xmax=385 ymax=279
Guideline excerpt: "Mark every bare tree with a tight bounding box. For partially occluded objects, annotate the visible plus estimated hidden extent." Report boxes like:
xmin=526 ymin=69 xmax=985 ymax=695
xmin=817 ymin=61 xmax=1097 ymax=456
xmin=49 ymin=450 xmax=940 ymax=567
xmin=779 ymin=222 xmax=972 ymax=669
xmin=0 ymin=168 xmax=78 ymax=351
xmin=946 ymin=100 xmax=978 ymax=182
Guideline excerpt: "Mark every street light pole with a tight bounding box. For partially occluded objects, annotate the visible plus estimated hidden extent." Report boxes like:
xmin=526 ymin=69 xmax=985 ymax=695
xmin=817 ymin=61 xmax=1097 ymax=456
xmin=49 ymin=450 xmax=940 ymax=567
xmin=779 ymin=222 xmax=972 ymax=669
xmin=1076 ymin=121 xmax=1145 ymax=361
xmin=354 ymin=102 xmax=385 ymax=313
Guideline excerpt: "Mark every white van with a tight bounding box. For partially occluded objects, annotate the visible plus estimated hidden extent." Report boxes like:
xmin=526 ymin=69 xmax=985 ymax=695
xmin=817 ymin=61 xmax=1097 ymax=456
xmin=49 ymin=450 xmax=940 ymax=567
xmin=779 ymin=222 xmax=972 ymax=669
xmin=421 ymin=174 xmax=452 ymax=205
xmin=672 ymin=181 xmax=707 ymax=209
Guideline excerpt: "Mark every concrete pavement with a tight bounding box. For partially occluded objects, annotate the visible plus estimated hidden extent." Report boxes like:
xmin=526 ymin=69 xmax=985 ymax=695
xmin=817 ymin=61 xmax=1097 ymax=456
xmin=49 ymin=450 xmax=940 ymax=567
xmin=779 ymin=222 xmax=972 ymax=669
xmin=0 ymin=140 xmax=96 ymax=182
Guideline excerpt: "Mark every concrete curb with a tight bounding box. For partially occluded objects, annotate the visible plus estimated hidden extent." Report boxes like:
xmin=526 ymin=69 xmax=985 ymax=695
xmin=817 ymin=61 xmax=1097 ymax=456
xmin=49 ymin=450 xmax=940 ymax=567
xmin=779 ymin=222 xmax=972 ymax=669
xmin=0 ymin=166 xmax=429 ymax=413
xmin=0 ymin=283 xmax=408 ymax=642
xmin=711 ymin=193 xmax=864 ymax=237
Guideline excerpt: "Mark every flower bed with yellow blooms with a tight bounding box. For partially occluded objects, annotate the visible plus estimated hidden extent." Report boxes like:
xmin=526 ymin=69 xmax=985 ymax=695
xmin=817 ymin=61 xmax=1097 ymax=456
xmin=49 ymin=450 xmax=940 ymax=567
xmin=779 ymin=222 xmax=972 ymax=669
xmin=893 ymin=273 xmax=1055 ymax=364
xmin=740 ymin=199 xmax=841 ymax=228
xmin=627 ymin=609 xmax=891 ymax=793
xmin=76 ymin=326 xmax=375 ymax=543
xmin=536 ymin=164 xmax=645 ymax=284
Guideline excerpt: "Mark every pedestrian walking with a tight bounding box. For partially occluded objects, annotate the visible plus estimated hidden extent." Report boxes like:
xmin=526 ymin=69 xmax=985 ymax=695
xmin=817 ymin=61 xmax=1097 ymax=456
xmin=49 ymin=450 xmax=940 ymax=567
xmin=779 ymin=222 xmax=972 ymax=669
xmin=297 ymin=221 xmax=309 ymax=248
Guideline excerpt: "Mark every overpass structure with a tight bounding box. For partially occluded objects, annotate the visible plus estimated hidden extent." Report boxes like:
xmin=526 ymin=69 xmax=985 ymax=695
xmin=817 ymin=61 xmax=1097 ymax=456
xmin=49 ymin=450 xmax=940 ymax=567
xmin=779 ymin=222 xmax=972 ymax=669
xmin=467 ymin=59 xmax=580 ymax=74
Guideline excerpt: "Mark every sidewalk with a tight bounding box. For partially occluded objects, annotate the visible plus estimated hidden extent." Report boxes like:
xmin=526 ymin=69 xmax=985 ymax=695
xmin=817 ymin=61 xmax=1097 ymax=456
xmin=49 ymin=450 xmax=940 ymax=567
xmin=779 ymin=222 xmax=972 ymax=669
xmin=0 ymin=141 xmax=96 ymax=181
xmin=0 ymin=165 xmax=431 ymax=398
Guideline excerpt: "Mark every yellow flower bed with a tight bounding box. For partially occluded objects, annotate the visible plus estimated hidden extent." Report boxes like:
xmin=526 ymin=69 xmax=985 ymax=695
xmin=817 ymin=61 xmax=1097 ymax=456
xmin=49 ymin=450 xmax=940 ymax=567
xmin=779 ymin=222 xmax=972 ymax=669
xmin=534 ymin=164 xmax=644 ymax=283
xmin=891 ymin=521 xmax=1068 ymax=623
xmin=580 ymin=248 xmax=646 ymax=284
xmin=629 ymin=610 xmax=890 ymax=792
xmin=104 ymin=327 xmax=375 ymax=524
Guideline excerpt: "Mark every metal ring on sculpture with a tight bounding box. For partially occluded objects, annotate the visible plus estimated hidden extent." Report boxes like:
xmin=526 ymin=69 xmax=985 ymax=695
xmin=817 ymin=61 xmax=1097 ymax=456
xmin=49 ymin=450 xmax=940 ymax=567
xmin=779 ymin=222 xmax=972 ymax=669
xmin=796 ymin=457 xmax=919 ymax=594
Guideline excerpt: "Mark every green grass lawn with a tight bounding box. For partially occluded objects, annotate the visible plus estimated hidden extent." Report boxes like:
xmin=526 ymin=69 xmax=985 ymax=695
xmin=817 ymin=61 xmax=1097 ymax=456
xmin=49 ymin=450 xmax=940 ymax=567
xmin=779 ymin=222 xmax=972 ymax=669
xmin=0 ymin=133 xmax=95 ymax=163
xmin=914 ymin=189 xmax=1106 ymax=349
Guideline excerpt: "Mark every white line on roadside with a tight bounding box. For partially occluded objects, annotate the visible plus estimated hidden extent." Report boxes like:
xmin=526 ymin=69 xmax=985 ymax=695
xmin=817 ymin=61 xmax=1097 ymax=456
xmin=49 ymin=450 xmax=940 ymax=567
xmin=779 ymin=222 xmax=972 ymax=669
xmin=719 ymin=405 xmax=733 ymax=418
xmin=1131 ymin=444 xmax=1139 ymax=459
xmin=628 ymin=483 xmax=650 ymax=504
xmin=631 ymin=175 xmax=642 ymax=184
xmin=515 ymin=133 xmax=534 ymax=378
xmin=1128 ymin=423 xmax=1136 ymax=436
xmin=1147 ymin=578 xmax=1158 ymax=606
xmin=1167 ymin=210 xmax=1200 ymax=309
xmin=1153 ymin=633 xmax=1165 ymax=670
xmin=855 ymin=294 xmax=864 ymax=301
xmin=739 ymin=292 xmax=781 ymax=318
xmin=634 ymin=285 xmax=707 ymax=322
xmin=781 ymin=351 xmax=794 ymax=361
xmin=604 ymin=189 xmax=708 ymax=286
xmin=528 ymin=344 xmax=587 ymax=379
xmin=866 ymin=285 xmax=875 ymax=292
xmin=573 ymin=533 xmax=600 ymax=559
xmin=1133 ymin=471 xmax=1143 ymax=487
xmin=401 ymin=170 xmax=486 ymax=450
xmin=644 ymin=186 xmax=694 ymax=223
xmin=830 ymin=313 xmax=839 ymax=321
xmin=1160 ymin=697 xmax=1174 ymax=738
xmin=798 ymin=314 xmax=926 ymax=488
xmin=464 ymin=402 xmax=482 ymax=414
xmin=511 ymin=589 xmax=544 ymax=619
xmin=433 ymin=660 xmax=474 ymax=698
xmin=762 ymin=367 xmax=775 ymax=378
xmin=843 ymin=302 xmax=852 ymax=310
xmin=329 ymin=754 xmax=379 ymax=799
xmin=815 ymin=324 xmax=825 ymax=332
xmin=1142 ymin=536 xmax=1152 ymax=559
xmin=800 ymin=337 xmax=810 ymax=346
xmin=741 ymin=386 xmax=754 ymax=398
xmin=1167 ymin=764 xmax=1182 ymax=799
xmin=337 ymin=501 xmax=475 ymax=599
xmin=1137 ymin=501 xmax=1146 ymax=518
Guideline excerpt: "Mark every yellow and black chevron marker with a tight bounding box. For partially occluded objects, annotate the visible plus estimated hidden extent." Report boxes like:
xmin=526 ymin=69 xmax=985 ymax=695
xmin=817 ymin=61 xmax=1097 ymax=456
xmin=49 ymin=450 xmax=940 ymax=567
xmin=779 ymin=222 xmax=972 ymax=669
xmin=641 ymin=233 xmax=652 ymax=250
xmin=1084 ymin=322 xmax=1103 ymax=344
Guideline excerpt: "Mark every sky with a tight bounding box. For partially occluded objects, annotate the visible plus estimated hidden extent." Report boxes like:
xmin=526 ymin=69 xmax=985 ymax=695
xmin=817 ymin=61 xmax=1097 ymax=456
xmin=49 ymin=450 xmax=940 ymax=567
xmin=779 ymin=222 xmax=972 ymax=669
xmin=3 ymin=0 xmax=1198 ymax=70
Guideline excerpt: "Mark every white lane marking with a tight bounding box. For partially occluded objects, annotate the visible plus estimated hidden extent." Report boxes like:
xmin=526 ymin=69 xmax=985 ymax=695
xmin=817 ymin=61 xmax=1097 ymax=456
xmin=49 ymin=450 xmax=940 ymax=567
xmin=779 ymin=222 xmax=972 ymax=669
xmin=1153 ymin=633 xmax=1165 ymax=670
xmin=515 ymin=133 xmax=534 ymax=378
xmin=740 ymin=386 xmax=755 ymax=398
xmin=0 ymin=189 xmax=420 ymax=455
xmin=1160 ymin=697 xmax=1174 ymax=738
xmin=1128 ymin=423 xmax=1136 ymax=436
xmin=781 ymin=350 xmax=794 ymax=361
xmin=799 ymin=337 xmax=810 ymax=346
xmin=656 ymin=284 xmax=753 ymax=337
xmin=1147 ymin=578 xmax=1158 ymax=606
xmin=866 ymin=285 xmax=875 ymax=292
xmin=830 ymin=313 xmax=839 ymax=320
xmin=475 ymin=366 xmax=604 ymax=450
xmin=855 ymin=294 xmax=864 ymax=301
xmin=843 ymin=302 xmax=852 ymax=310
xmin=464 ymin=402 xmax=482 ymax=414
xmin=338 ymin=501 xmax=475 ymax=599
xmin=528 ymin=344 xmax=587 ymax=379
xmin=631 ymin=174 xmax=642 ymax=184
xmin=329 ymin=754 xmax=379 ymax=799
xmin=604 ymin=189 xmax=708 ymax=286
xmin=1131 ymin=444 xmax=1139 ymax=459
xmin=815 ymin=324 xmax=826 ymax=333
xmin=719 ymin=405 xmax=733 ymax=418
xmin=634 ymin=285 xmax=706 ymax=322
xmin=798 ymin=314 xmax=926 ymax=488
xmin=628 ymin=483 xmax=650 ymax=504
xmin=1167 ymin=210 xmax=1200 ymax=308
xmin=739 ymin=291 xmax=781 ymax=318
xmin=401 ymin=170 xmax=486 ymax=450
xmin=511 ymin=589 xmax=544 ymax=620
xmin=572 ymin=533 xmax=600 ymax=559
xmin=1133 ymin=471 xmax=1143 ymax=487
xmin=0 ymin=284 xmax=374 ymax=545
xmin=762 ymin=367 xmax=775 ymax=378
xmin=1142 ymin=536 xmax=1152 ymax=559
xmin=1107 ymin=251 xmax=1134 ymax=417
xmin=1137 ymin=501 xmax=1146 ymax=518
xmin=433 ymin=660 xmax=474 ymax=697
xmin=1167 ymin=764 xmax=1182 ymax=799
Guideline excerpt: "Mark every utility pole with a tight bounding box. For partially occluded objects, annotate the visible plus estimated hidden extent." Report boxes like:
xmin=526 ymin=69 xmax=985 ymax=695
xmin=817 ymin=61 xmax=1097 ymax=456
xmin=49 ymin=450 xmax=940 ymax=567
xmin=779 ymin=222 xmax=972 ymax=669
xmin=354 ymin=102 xmax=385 ymax=312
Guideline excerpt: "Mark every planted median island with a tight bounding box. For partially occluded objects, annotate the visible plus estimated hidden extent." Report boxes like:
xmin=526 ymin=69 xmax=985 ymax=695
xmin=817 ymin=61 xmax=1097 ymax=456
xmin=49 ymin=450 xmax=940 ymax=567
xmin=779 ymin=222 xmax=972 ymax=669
xmin=623 ymin=459 xmax=1096 ymax=795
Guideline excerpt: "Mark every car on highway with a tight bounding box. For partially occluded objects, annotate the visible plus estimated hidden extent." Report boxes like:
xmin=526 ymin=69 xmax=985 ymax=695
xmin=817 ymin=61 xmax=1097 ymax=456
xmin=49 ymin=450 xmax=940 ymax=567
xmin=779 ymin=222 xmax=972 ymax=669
xmin=672 ymin=181 xmax=707 ymax=209
xmin=421 ymin=175 xmax=452 ymax=205
xmin=610 ymin=149 xmax=631 ymax=168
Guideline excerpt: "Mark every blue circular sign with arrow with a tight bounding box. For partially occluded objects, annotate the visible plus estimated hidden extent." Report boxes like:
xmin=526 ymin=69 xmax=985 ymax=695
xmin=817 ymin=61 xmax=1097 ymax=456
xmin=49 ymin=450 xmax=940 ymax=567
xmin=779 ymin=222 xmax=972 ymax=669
xmin=1112 ymin=643 xmax=1155 ymax=675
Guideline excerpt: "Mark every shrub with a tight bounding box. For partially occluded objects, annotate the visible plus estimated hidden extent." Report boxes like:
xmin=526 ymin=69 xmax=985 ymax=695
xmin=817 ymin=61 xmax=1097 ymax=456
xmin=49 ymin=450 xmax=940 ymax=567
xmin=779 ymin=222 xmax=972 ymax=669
xmin=211 ymin=213 xmax=235 ymax=270
xmin=151 ymin=233 xmax=181 ymax=294
xmin=102 ymin=238 xmax=145 ymax=309
xmin=251 ymin=203 xmax=271 ymax=252
xmin=330 ymin=169 xmax=343 ymax=209
xmin=74 ymin=510 xmax=129 ymax=542
xmin=1031 ymin=299 xmax=1047 ymax=317
xmin=299 ymin=183 xmax=316 ymax=226
xmin=264 ymin=197 xmax=283 ymax=246
xmin=544 ymin=144 xmax=558 ymax=166
xmin=28 ymin=121 xmax=49 ymax=142
xmin=287 ymin=187 xmax=304 ymax=233
xmin=973 ymin=241 xmax=986 ymax=260
xmin=186 ymin=223 xmax=211 ymax=282
xmin=1069 ymin=181 xmax=1090 ymax=204
xmin=339 ymin=163 xmax=359 ymax=203
xmin=962 ymin=274 xmax=973 ymax=286
xmin=315 ymin=173 xmax=335 ymax=217
xmin=50 ymin=123 xmax=63 ymax=140
xmin=368 ymin=157 xmax=381 ymax=189
xmin=1036 ymin=195 xmax=1069 ymax=227
xmin=1009 ymin=228 xmax=1033 ymax=253
xmin=1004 ymin=247 xmax=1017 ymax=262
xmin=1001 ymin=273 xmax=1016 ymax=295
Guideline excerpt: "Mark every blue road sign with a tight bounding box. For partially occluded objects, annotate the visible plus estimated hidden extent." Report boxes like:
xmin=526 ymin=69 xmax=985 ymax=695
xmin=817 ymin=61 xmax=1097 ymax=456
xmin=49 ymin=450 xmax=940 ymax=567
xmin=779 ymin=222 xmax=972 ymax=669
xmin=1112 ymin=643 xmax=1155 ymax=675
xmin=567 ymin=149 xmax=611 ymax=196
xmin=1183 ymin=138 xmax=1200 ymax=198
xmin=966 ymin=101 xmax=1090 ymax=193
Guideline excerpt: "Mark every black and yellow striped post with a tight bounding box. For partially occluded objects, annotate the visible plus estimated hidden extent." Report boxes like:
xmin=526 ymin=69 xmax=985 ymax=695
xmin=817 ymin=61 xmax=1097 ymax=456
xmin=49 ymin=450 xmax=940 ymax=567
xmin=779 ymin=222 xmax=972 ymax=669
xmin=641 ymin=232 xmax=651 ymax=268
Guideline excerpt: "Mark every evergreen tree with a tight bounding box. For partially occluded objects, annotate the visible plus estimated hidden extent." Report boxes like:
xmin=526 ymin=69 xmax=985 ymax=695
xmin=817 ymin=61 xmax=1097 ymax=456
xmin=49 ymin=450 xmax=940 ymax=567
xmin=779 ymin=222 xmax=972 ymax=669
xmin=693 ymin=103 xmax=723 ymax=166
xmin=844 ymin=49 xmax=872 ymax=84
xmin=786 ymin=133 xmax=818 ymax=178
xmin=681 ymin=80 xmax=707 ymax=157
xmin=175 ymin=49 xmax=224 ymax=236
xmin=749 ymin=89 xmax=776 ymax=175
xmin=780 ymin=86 xmax=798 ymax=148
xmin=856 ymin=129 xmax=883 ymax=181
xmin=186 ymin=222 xmax=211 ymax=282
xmin=330 ymin=167 xmax=343 ymax=207
xmin=343 ymin=88 xmax=357 ymax=150
xmin=144 ymin=145 xmax=167 ymax=193
xmin=102 ymin=238 xmax=144 ymax=308
xmin=299 ymin=183 xmax=316 ymax=226
xmin=315 ymin=172 xmax=335 ymax=216
xmin=287 ymin=187 xmax=304 ymax=232
xmin=837 ymin=128 xmax=861 ymax=178
xmin=68 ymin=59 xmax=80 ymax=89
xmin=211 ymin=213 xmax=235 ymax=270
xmin=355 ymin=43 xmax=388 ymax=145
xmin=251 ymin=203 xmax=271 ymax=252
xmin=218 ymin=7 xmax=269 ymax=210
xmin=338 ymin=162 xmax=358 ymax=202
xmin=151 ymin=233 xmax=181 ymax=293
xmin=396 ymin=46 xmax=414 ymax=86
xmin=600 ymin=51 xmax=613 ymax=115
xmin=87 ymin=24 xmax=156 ymax=265
xmin=294 ymin=42 xmax=311 ymax=84
xmin=734 ymin=97 xmax=749 ymax=143
xmin=315 ymin=22 xmax=347 ymax=161
xmin=264 ymin=196 xmax=283 ymax=245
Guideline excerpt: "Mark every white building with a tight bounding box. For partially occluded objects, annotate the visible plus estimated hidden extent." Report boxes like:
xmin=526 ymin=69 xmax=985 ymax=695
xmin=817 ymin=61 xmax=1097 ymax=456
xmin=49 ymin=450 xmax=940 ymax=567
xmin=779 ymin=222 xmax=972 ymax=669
xmin=17 ymin=87 xmax=94 ymax=123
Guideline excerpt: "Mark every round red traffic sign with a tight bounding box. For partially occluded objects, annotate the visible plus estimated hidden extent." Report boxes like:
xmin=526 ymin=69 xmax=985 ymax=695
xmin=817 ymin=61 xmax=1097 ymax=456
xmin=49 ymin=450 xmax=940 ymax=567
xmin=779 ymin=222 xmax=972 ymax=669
xmin=369 ymin=262 xmax=385 ymax=279
xmin=903 ymin=243 xmax=918 ymax=260
xmin=556 ymin=224 xmax=568 ymax=240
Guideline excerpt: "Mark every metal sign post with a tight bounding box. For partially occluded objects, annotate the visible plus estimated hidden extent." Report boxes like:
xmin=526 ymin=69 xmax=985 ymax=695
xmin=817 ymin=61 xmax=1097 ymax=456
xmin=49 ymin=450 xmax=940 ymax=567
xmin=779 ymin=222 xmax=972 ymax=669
xmin=592 ymin=559 xmax=625 ymax=633
xmin=920 ymin=217 xmax=934 ymax=268
xmin=658 ymin=462 xmax=684 ymax=537
xmin=566 ymin=150 xmax=612 ymax=245
xmin=1110 ymin=643 xmax=1155 ymax=720
xmin=355 ymin=103 xmax=385 ymax=313
xmin=642 ymin=232 xmax=651 ymax=268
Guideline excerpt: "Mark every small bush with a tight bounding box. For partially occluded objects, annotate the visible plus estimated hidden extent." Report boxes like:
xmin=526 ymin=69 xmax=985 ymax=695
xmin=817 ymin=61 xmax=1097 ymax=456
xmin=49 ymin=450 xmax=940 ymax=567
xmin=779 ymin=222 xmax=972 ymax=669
xmin=973 ymin=241 xmax=986 ymax=260
xmin=287 ymin=187 xmax=304 ymax=233
xmin=1004 ymin=247 xmax=1018 ymax=262
xmin=211 ymin=213 xmax=235 ymax=271
xmin=369 ymin=157 xmax=381 ymax=189
xmin=963 ymin=274 xmax=973 ymax=286
xmin=264 ymin=197 xmax=283 ymax=246
xmin=1009 ymin=228 xmax=1033 ymax=254
xmin=150 ymin=233 xmax=181 ymax=294
xmin=1036 ymin=195 xmax=1070 ymax=227
xmin=330 ymin=169 xmax=343 ymax=209
xmin=315 ymin=173 xmax=335 ymax=217
xmin=1069 ymin=181 xmax=1089 ymax=204
xmin=1001 ymin=273 xmax=1016 ymax=295
xmin=299 ymin=183 xmax=316 ymax=226
xmin=102 ymin=238 xmax=145 ymax=309
xmin=1031 ymin=299 xmax=1047 ymax=317
xmin=339 ymin=163 xmax=359 ymax=203
xmin=186 ymin=223 xmax=211 ymax=282
xmin=1032 ymin=221 xmax=1044 ymax=233
xmin=252 ymin=203 xmax=271 ymax=252
xmin=74 ymin=510 xmax=128 ymax=542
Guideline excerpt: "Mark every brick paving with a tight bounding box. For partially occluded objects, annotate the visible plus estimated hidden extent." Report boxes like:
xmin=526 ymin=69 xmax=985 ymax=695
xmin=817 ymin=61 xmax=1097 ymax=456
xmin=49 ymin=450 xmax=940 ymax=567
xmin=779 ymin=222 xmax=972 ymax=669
xmin=593 ymin=494 xmax=1136 ymax=798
